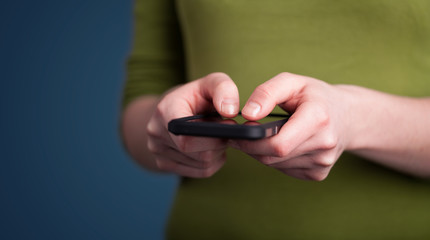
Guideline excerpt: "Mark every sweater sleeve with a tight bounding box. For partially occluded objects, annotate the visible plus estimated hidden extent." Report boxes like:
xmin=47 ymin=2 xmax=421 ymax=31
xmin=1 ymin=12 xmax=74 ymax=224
xmin=122 ymin=0 xmax=185 ymax=108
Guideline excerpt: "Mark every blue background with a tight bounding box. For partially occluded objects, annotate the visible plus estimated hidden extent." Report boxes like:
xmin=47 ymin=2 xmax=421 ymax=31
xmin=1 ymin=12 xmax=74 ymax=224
xmin=0 ymin=1 xmax=178 ymax=239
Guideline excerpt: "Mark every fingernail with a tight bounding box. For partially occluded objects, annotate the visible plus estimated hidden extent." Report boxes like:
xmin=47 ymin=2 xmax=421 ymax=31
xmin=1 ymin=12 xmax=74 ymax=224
xmin=243 ymin=101 xmax=261 ymax=117
xmin=222 ymin=100 xmax=236 ymax=115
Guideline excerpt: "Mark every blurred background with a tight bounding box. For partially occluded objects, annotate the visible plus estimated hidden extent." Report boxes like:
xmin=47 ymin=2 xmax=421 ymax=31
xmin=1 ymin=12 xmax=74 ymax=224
xmin=0 ymin=0 xmax=178 ymax=239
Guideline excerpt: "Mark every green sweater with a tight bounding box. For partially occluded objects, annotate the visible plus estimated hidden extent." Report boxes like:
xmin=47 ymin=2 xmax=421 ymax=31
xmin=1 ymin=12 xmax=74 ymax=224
xmin=124 ymin=0 xmax=430 ymax=239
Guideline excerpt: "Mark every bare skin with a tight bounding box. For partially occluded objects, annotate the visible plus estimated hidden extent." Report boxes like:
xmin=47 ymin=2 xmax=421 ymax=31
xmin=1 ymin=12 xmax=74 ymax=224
xmin=121 ymin=72 xmax=430 ymax=180
xmin=122 ymin=73 xmax=239 ymax=178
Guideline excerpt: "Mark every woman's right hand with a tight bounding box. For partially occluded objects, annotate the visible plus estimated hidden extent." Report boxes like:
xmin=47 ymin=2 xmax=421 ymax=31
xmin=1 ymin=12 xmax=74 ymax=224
xmin=145 ymin=72 xmax=239 ymax=178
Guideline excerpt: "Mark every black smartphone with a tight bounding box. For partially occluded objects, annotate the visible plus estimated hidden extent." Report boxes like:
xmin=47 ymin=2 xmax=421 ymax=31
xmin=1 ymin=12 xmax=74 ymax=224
xmin=168 ymin=113 xmax=290 ymax=140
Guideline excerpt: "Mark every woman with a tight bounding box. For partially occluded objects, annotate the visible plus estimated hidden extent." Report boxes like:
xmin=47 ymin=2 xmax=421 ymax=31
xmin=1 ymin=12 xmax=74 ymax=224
xmin=121 ymin=0 xmax=430 ymax=238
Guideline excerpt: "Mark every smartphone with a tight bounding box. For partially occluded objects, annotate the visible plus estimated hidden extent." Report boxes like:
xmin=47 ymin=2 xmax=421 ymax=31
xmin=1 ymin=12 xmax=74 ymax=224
xmin=168 ymin=112 xmax=290 ymax=140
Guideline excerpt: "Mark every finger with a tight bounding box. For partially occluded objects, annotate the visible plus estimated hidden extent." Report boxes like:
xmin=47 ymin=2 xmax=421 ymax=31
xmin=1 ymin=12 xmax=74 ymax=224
xmin=147 ymin=113 xmax=175 ymax=143
xmin=155 ymin=153 xmax=226 ymax=178
xmin=230 ymin=102 xmax=322 ymax=157
xmin=251 ymin=154 xmax=315 ymax=169
xmin=157 ymin=73 xmax=239 ymax=151
xmin=199 ymin=72 xmax=240 ymax=118
xmin=149 ymin=111 xmax=229 ymax=153
xmin=162 ymin=72 xmax=239 ymax=120
xmin=279 ymin=168 xmax=310 ymax=180
xmin=171 ymin=135 xmax=228 ymax=153
xmin=156 ymin=147 xmax=224 ymax=169
xmin=280 ymin=166 xmax=332 ymax=181
xmin=278 ymin=130 xmax=341 ymax=165
xmin=186 ymin=149 xmax=226 ymax=164
xmin=241 ymin=72 xmax=307 ymax=120
xmin=148 ymin=138 xmax=224 ymax=169
xmin=149 ymin=135 xmax=227 ymax=155
xmin=258 ymin=150 xmax=338 ymax=169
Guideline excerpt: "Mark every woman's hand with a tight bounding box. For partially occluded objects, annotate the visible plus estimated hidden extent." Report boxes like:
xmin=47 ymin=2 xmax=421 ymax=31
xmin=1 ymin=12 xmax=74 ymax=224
xmin=124 ymin=72 xmax=430 ymax=179
xmin=145 ymin=73 xmax=240 ymax=178
xmin=229 ymin=72 xmax=354 ymax=181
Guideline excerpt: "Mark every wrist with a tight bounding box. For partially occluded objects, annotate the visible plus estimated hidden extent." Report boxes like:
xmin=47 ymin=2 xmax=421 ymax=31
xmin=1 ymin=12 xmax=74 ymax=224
xmin=334 ymin=84 xmax=377 ymax=152
xmin=121 ymin=95 xmax=163 ymax=172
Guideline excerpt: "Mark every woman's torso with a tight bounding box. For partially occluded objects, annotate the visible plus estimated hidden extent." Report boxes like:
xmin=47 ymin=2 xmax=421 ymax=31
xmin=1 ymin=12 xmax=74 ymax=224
xmin=167 ymin=0 xmax=430 ymax=239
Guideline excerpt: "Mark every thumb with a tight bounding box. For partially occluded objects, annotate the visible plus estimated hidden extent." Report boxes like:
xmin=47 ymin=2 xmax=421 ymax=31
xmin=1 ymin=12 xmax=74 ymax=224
xmin=241 ymin=72 xmax=306 ymax=120
xmin=200 ymin=72 xmax=240 ymax=118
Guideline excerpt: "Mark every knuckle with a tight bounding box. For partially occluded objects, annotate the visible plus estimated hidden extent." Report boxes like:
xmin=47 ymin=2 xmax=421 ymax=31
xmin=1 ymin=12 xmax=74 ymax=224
xmin=317 ymin=113 xmax=330 ymax=128
xmin=277 ymin=72 xmax=294 ymax=79
xmin=199 ymin=160 xmax=212 ymax=169
xmin=155 ymin=158 xmax=170 ymax=171
xmin=196 ymin=152 xmax=214 ymax=169
xmin=312 ymin=173 xmax=328 ymax=182
xmin=255 ymin=84 xmax=274 ymax=100
xmin=146 ymin=120 xmax=158 ymax=137
xmin=146 ymin=140 xmax=160 ymax=153
xmin=313 ymin=104 xmax=330 ymax=128
xmin=154 ymin=102 xmax=165 ymax=117
xmin=176 ymin=140 xmax=188 ymax=153
xmin=147 ymin=107 xmax=167 ymax=137
xmin=273 ymin=143 xmax=289 ymax=158
xmin=199 ymin=151 xmax=215 ymax=163
xmin=319 ymin=134 xmax=338 ymax=150
xmin=305 ymin=170 xmax=329 ymax=182
xmin=207 ymin=72 xmax=229 ymax=80
xmin=314 ymin=155 xmax=336 ymax=167
xmin=176 ymin=136 xmax=193 ymax=153
xmin=214 ymin=79 xmax=234 ymax=91
xmin=259 ymin=156 xmax=277 ymax=165
xmin=199 ymin=168 xmax=216 ymax=178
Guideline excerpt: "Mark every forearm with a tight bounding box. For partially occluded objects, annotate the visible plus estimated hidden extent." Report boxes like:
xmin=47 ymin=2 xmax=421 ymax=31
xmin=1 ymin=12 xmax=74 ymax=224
xmin=121 ymin=95 xmax=161 ymax=172
xmin=342 ymin=85 xmax=430 ymax=177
